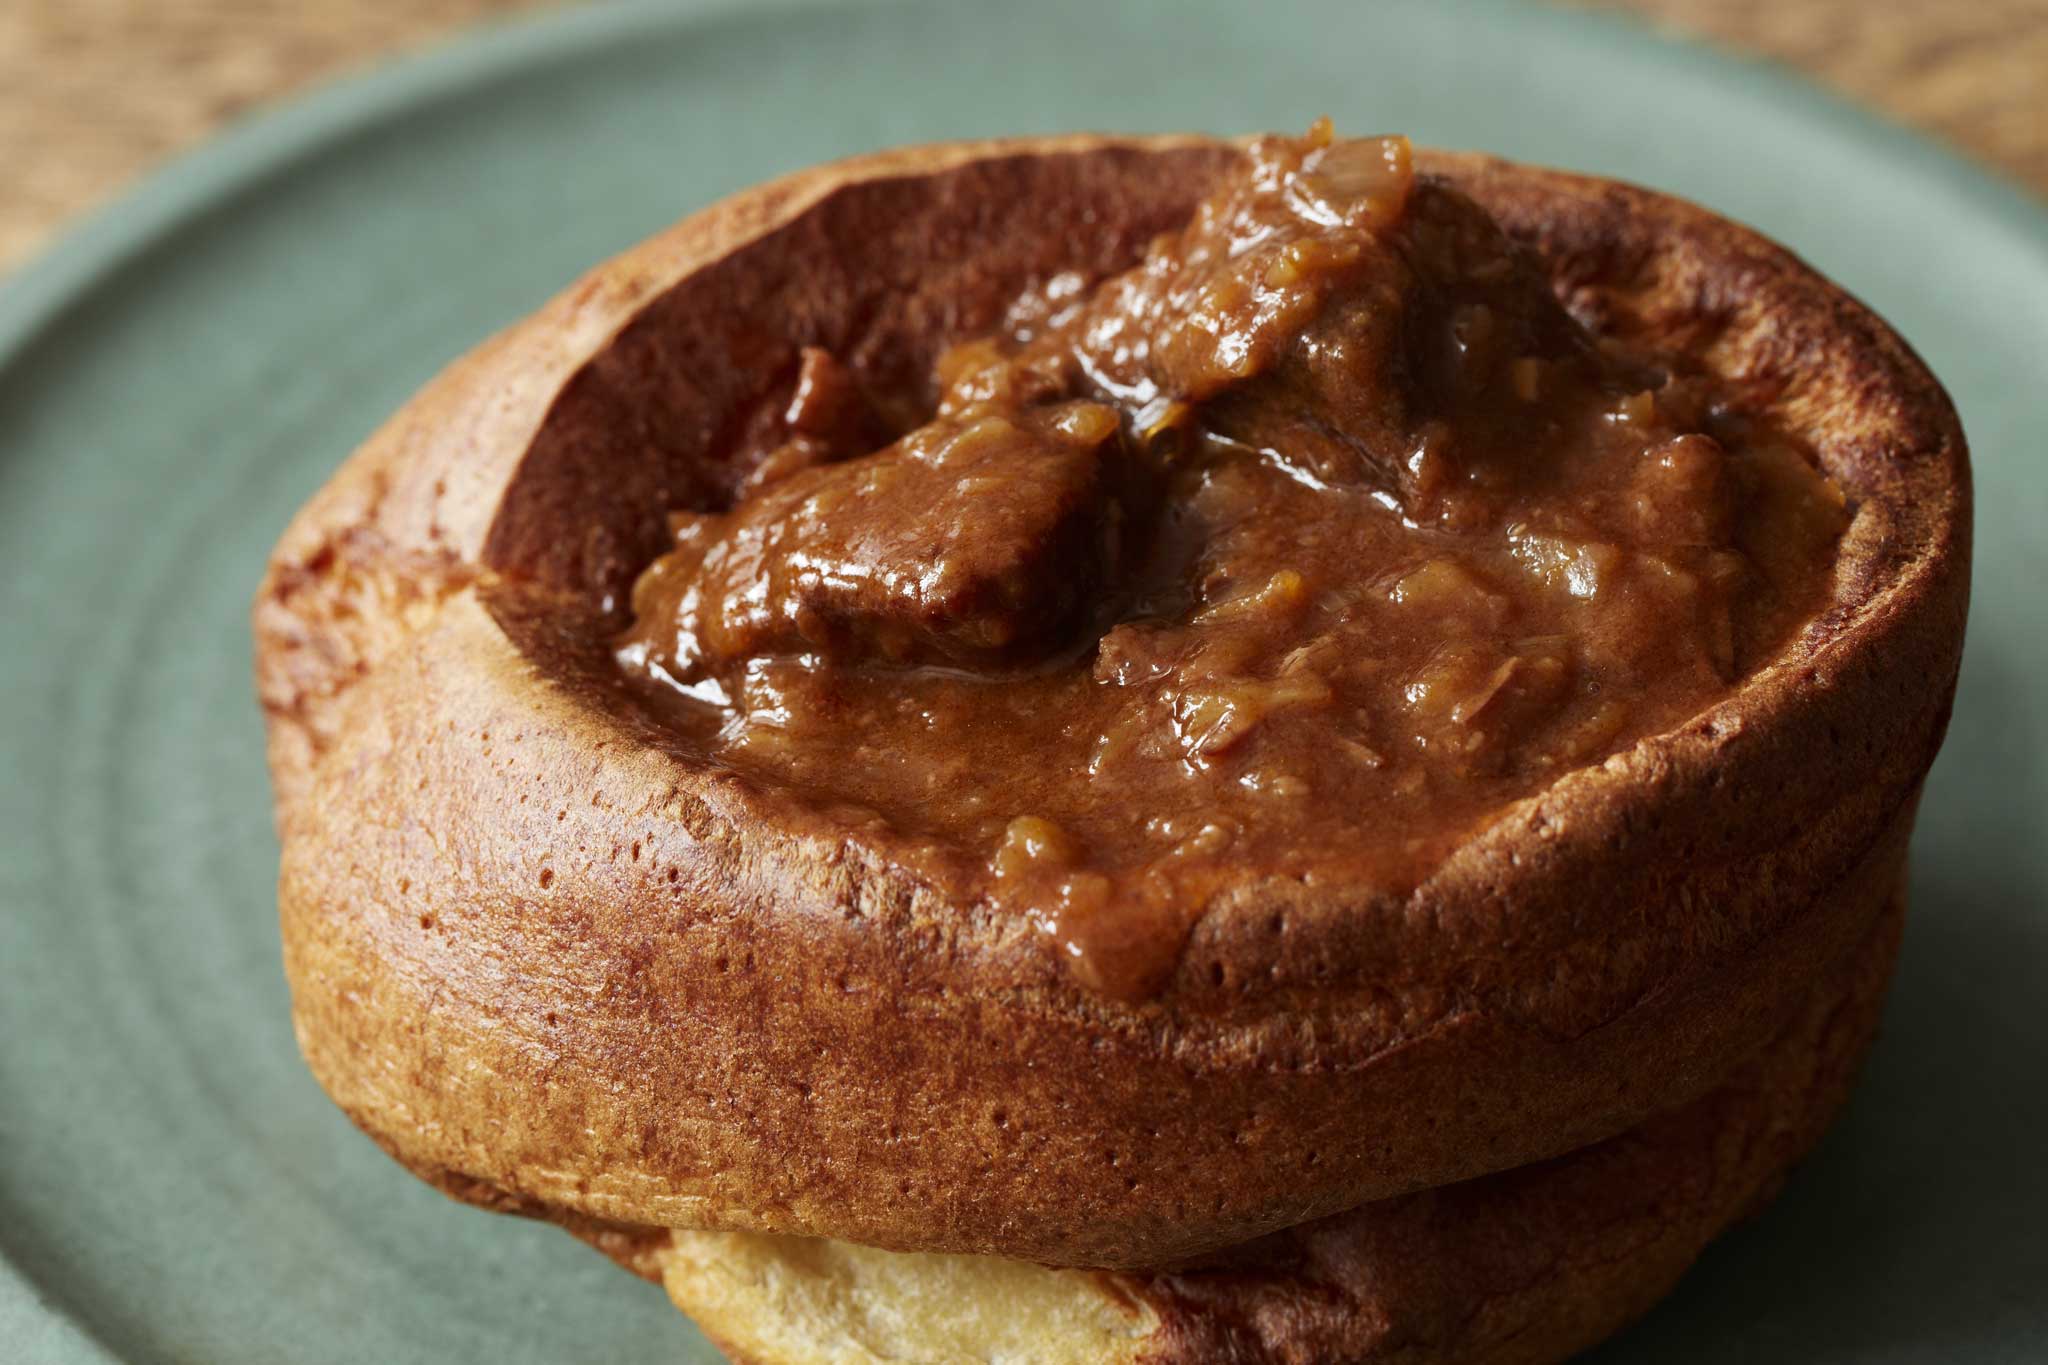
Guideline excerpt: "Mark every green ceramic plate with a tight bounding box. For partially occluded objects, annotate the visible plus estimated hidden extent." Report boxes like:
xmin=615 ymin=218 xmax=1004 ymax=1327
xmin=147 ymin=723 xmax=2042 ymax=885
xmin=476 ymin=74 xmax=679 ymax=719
xmin=2 ymin=1 xmax=2042 ymax=1360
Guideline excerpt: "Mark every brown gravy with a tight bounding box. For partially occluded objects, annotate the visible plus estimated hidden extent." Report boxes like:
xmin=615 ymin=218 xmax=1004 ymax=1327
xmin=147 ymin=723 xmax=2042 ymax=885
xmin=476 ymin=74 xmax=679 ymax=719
xmin=615 ymin=126 xmax=1848 ymax=996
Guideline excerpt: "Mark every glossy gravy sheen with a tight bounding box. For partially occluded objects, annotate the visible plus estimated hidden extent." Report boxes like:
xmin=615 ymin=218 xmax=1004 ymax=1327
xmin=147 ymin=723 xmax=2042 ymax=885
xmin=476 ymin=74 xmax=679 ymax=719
xmin=617 ymin=127 xmax=1848 ymax=997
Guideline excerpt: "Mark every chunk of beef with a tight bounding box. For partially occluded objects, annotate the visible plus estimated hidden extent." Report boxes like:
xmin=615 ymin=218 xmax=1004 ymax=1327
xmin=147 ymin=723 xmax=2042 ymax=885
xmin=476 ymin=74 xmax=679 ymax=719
xmin=654 ymin=401 xmax=1133 ymax=673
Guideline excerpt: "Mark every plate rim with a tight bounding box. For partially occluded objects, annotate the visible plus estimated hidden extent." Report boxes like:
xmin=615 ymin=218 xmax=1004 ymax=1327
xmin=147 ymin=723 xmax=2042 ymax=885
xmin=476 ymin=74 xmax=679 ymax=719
xmin=6 ymin=0 xmax=2048 ymax=376
xmin=3 ymin=0 xmax=2043 ymax=1357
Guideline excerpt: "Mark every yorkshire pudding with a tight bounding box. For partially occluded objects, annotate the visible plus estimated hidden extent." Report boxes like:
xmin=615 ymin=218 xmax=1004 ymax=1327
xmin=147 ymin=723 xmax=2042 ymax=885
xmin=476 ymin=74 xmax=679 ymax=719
xmin=255 ymin=133 xmax=1968 ymax=1280
xmin=653 ymin=892 xmax=1903 ymax=1364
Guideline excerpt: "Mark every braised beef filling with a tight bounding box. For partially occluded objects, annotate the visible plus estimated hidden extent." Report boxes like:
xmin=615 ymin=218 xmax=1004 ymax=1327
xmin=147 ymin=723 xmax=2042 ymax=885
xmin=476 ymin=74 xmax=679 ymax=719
xmin=616 ymin=125 xmax=1847 ymax=996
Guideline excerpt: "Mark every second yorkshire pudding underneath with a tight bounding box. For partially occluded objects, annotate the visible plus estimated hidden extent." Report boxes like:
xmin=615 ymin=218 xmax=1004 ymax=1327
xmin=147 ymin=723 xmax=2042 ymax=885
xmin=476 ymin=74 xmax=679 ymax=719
xmin=256 ymin=132 xmax=1968 ymax=1268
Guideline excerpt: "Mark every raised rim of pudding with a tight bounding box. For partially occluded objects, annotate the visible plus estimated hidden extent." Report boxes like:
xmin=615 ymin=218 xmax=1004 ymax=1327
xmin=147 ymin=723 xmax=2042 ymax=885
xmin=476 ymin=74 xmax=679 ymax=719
xmin=255 ymin=132 xmax=1969 ymax=1269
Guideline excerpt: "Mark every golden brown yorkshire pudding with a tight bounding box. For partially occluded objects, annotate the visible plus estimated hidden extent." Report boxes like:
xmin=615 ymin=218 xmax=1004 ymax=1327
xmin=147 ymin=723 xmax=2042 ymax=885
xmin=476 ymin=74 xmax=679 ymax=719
xmin=255 ymin=133 xmax=1968 ymax=1272
xmin=653 ymin=893 xmax=1903 ymax=1365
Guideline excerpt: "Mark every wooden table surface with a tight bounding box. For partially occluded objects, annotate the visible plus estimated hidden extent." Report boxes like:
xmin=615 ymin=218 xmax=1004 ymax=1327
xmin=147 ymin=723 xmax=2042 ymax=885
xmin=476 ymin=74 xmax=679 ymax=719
xmin=3 ymin=0 xmax=2045 ymax=273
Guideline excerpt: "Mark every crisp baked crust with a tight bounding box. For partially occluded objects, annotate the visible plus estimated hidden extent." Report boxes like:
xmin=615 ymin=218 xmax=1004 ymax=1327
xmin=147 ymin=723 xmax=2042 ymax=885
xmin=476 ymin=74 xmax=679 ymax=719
xmin=255 ymin=137 xmax=1968 ymax=1268
xmin=656 ymin=887 xmax=1903 ymax=1365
